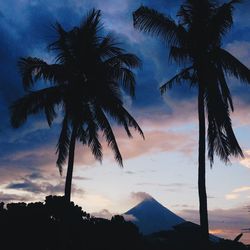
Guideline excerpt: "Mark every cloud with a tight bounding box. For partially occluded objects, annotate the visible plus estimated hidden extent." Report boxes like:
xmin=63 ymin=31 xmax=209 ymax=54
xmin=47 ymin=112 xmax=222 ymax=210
xmin=131 ymin=191 xmax=152 ymax=202
xmin=0 ymin=192 xmax=32 ymax=203
xmin=226 ymin=41 xmax=250 ymax=67
xmin=5 ymin=178 xmax=84 ymax=196
xmin=73 ymin=176 xmax=92 ymax=181
xmin=0 ymin=130 xmax=98 ymax=186
xmin=116 ymin=129 xmax=195 ymax=160
xmin=124 ymin=171 xmax=135 ymax=175
xmin=107 ymin=101 xmax=198 ymax=162
xmin=225 ymin=193 xmax=239 ymax=200
xmin=225 ymin=185 xmax=250 ymax=202
xmin=136 ymin=182 xmax=195 ymax=193
xmin=7 ymin=181 xmax=40 ymax=193
xmin=123 ymin=214 xmax=138 ymax=222
xmin=240 ymin=150 xmax=250 ymax=169
xmin=209 ymin=229 xmax=224 ymax=236
xmin=91 ymin=208 xmax=138 ymax=221
xmin=131 ymin=98 xmax=197 ymax=132
xmin=233 ymin=186 xmax=250 ymax=193
xmin=0 ymin=172 xmax=85 ymax=205
xmin=137 ymin=182 xmax=192 ymax=188
xmin=233 ymin=1 xmax=250 ymax=29
xmin=231 ymin=100 xmax=250 ymax=126
xmin=91 ymin=209 xmax=113 ymax=220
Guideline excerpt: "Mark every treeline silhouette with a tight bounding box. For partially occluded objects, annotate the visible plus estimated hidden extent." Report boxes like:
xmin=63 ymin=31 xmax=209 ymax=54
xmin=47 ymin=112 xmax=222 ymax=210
xmin=0 ymin=196 xmax=141 ymax=250
xmin=0 ymin=196 xmax=248 ymax=250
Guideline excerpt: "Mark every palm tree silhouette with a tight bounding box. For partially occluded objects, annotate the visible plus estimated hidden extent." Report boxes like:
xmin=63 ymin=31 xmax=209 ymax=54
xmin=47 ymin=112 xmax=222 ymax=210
xmin=133 ymin=0 xmax=250 ymax=240
xmin=10 ymin=9 xmax=144 ymax=202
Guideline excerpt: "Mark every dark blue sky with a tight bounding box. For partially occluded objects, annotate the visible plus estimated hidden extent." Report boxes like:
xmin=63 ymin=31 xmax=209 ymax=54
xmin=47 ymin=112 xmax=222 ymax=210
xmin=0 ymin=0 xmax=250 ymax=180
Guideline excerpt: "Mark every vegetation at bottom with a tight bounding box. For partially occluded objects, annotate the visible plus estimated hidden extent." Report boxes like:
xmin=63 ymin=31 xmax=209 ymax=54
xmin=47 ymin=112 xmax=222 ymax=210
xmin=0 ymin=196 xmax=248 ymax=250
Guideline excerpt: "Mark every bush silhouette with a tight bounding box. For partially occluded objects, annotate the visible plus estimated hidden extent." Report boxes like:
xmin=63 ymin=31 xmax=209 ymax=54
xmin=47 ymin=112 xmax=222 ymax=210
xmin=0 ymin=196 xmax=141 ymax=250
xmin=0 ymin=196 xmax=248 ymax=250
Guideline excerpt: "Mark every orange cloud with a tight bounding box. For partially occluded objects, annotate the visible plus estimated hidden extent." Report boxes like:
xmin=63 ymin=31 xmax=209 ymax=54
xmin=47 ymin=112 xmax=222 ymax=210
xmin=115 ymin=129 xmax=195 ymax=161
xmin=209 ymin=229 xmax=224 ymax=235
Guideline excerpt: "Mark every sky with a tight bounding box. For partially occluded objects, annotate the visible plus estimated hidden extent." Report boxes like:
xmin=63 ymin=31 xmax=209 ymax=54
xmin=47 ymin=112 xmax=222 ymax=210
xmin=0 ymin=0 xmax=250 ymax=243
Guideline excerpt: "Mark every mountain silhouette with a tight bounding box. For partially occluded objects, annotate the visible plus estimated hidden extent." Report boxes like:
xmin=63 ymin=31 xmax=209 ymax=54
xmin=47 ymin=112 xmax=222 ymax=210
xmin=124 ymin=196 xmax=185 ymax=235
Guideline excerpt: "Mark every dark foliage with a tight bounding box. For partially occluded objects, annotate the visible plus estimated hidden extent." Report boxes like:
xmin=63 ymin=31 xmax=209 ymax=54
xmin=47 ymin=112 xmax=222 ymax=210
xmin=0 ymin=196 xmax=248 ymax=250
xmin=0 ymin=196 xmax=141 ymax=250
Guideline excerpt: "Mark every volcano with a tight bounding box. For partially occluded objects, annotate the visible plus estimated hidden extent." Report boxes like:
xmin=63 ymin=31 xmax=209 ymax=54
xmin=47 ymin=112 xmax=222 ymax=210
xmin=124 ymin=196 xmax=185 ymax=235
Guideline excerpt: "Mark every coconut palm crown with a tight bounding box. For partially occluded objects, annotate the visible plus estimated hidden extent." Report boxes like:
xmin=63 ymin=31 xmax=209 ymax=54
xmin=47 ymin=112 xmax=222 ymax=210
xmin=10 ymin=9 xmax=144 ymax=202
xmin=133 ymin=0 xmax=250 ymax=240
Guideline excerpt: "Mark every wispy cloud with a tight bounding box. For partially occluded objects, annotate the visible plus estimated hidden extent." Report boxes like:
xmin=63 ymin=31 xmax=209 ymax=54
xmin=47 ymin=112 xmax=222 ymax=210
xmin=0 ymin=191 xmax=33 ymax=203
xmin=91 ymin=209 xmax=113 ymax=220
xmin=123 ymin=213 xmax=138 ymax=222
xmin=225 ymin=185 xmax=250 ymax=201
xmin=225 ymin=193 xmax=239 ymax=200
xmin=226 ymin=41 xmax=250 ymax=67
xmin=233 ymin=186 xmax=250 ymax=193
xmin=131 ymin=191 xmax=152 ymax=202
xmin=240 ymin=150 xmax=250 ymax=169
xmin=5 ymin=179 xmax=84 ymax=196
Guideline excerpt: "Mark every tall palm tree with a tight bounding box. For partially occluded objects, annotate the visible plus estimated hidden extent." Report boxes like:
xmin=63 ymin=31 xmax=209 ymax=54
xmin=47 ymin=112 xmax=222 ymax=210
xmin=10 ymin=9 xmax=144 ymax=202
xmin=133 ymin=0 xmax=250 ymax=240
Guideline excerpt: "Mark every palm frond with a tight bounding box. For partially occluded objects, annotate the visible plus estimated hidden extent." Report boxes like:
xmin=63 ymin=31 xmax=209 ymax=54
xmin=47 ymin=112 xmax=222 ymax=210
xmin=113 ymin=67 xmax=136 ymax=97
xmin=105 ymin=53 xmax=142 ymax=68
xmin=208 ymin=0 xmax=241 ymax=45
xmin=207 ymin=117 xmax=229 ymax=165
xmin=133 ymin=6 xmax=186 ymax=47
xmin=84 ymin=104 xmax=103 ymax=162
xmin=205 ymin=66 xmax=244 ymax=165
xmin=95 ymin=107 xmax=123 ymax=166
xmin=87 ymin=129 xmax=103 ymax=163
xmin=216 ymin=48 xmax=250 ymax=83
xmin=56 ymin=115 xmax=70 ymax=175
xmin=99 ymin=33 xmax=123 ymax=59
xmin=178 ymin=0 xmax=215 ymax=27
xmin=160 ymin=66 xmax=194 ymax=94
xmin=48 ymin=22 xmax=73 ymax=64
xmin=120 ymin=67 xmax=136 ymax=97
xmin=99 ymin=81 xmax=123 ymax=107
xmin=81 ymin=9 xmax=102 ymax=32
xmin=44 ymin=103 xmax=57 ymax=127
xmin=207 ymin=112 xmax=244 ymax=165
xmin=79 ymin=9 xmax=102 ymax=46
xmin=18 ymin=57 xmax=66 ymax=90
xmin=105 ymin=54 xmax=141 ymax=97
xmin=77 ymin=126 xmax=88 ymax=144
xmin=10 ymin=86 xmax=62 ymax=128
xmin=169 ymin=46 xmax=190 ymax=65
xmin=121 ymin=106 xmax=144 ymax=139
xmin=105 ymin=103 xmax=144 ymax=139
xmin=217 ymin=65 xmax=234 ymax=111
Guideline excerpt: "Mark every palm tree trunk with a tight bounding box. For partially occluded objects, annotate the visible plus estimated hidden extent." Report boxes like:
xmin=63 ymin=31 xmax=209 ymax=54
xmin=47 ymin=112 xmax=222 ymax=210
xmin=198 ymin=84 xmax=209 ymax=241
xmin=64 ymin=126 xmax=77 ymax=202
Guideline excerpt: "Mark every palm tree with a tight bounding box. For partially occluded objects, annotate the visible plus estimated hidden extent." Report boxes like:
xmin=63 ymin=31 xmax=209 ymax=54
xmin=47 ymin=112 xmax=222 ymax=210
xmin=133 ymin=0 xmax=250 ymax=240
xmin=10 ymin=9 xmax=144 ymax=202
